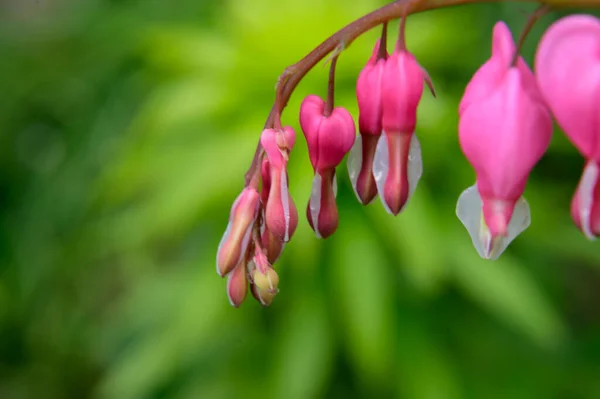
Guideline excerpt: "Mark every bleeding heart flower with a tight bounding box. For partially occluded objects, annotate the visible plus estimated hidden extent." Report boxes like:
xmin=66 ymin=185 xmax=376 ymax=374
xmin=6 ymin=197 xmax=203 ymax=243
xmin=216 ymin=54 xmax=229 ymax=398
xmin=300 ymin=94 xmax=355 ymax=238
xmin=535 ymin=14 xmax=600 ymax=239
xmin=348 ymin=39 xmax=388 ymax=205
xmin=374 ymin=43 xmax=432 ymax=216
xmin=457 ymin=21 xmax=552 ymax=259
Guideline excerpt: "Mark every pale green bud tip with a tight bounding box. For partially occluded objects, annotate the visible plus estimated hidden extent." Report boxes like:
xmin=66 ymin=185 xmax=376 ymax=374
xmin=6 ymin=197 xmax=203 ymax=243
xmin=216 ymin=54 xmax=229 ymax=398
xmin=251 ymin=268 xmax=279 ymax=306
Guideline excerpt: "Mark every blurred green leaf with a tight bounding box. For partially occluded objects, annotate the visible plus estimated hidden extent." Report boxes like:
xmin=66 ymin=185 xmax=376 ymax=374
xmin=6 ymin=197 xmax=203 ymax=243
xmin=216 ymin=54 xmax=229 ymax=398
xmin=396 ymin=321 xmax=463 ymax=399
xmin=271 ymin=295 xmax=333 ymax=399
xmin=331 ymin=221 xmax=396 ymax=391
xmin=450 ymin=242 xmax=566 ymax=348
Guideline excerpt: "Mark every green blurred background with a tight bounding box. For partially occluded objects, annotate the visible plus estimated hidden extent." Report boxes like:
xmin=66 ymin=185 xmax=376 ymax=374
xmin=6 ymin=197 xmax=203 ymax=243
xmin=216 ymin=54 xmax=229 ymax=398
xmin=1 ymin=0 xmax=600 ymax=398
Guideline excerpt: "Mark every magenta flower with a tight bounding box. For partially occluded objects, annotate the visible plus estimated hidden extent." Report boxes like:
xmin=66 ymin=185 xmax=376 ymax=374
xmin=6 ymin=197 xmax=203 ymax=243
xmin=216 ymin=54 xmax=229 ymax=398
xmin=349 ymin=33 xmax=431 ymax=216
xmin=376 ymin=41 xmax=430 ymax=215
xmin=457 ymin=21 xmax=552 ymax=259
xmin=260 ymin=127 xmax=299 ymax=243
xmin=348 ymin=40 xmax=387 ymax=205
xmin=300 ymin=94 xmax=355 ymax=238
xmin=216 ymin=187 xmax=260 ymax=276
xmin=535 ymin=15 xmax=600 ymax=239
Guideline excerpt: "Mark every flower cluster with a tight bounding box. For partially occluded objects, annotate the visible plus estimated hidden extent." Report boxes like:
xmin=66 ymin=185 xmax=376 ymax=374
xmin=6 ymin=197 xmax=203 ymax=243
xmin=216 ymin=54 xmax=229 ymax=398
xmin=216 ymin=12 xmax=600 ymax=307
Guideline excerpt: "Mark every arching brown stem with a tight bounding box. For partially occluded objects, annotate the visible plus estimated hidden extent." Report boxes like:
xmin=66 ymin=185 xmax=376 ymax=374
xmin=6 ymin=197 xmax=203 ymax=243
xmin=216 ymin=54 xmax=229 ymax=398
xmin=511 ymin=4 xmax=552 ymax=66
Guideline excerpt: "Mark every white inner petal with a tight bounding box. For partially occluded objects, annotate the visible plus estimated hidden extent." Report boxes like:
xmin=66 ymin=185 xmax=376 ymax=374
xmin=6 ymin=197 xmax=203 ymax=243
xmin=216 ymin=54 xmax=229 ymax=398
xmin=309 ymin=172 xmax=323 ymax=239
xmin=216 ymin=220 xmax=233 ymax=274
xmin=373 ymin=132 xmax=422 ymax=215
xmin=578 ymin=161 xmax=599 ymax=240
xmin=280 ymin=169 xmax=291 ymax=242
xmin=347 ymin=135 xmax=363 ymax=201
xmin=407 ymin=133 xmax=423 ymax=200
xmin=456 ymin=184 xmax=531 ymax=260
xmin=332 ymin=172 xmax=338 ymax=198
xmin=373 ymin=132 xmax=391 ymax=214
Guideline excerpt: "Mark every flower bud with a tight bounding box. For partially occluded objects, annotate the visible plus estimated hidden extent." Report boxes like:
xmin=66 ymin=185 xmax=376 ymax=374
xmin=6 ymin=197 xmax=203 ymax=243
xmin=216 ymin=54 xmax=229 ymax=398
xmin=227 ymin=260 xmax=248 ymax=308
xmin=261 ymin=127 xmax=299 ymax=242
xmin=248 ymin=247 xmax=280 ymax=306
xmin=348 ymin=40 xmax=387 ymax=205
xmin=216 ymin=187 xmax=260 ymax=276
xmin=456 ymin=21 xmax=552 ymax=259
xmin=371 ymin=44 xmax=430 ymax=216
xmin=259 ymin=157 xmax=286 ymax=261
xmin=261 ymin=226 xmax=285 ymax=263
xmin=251 ymin=267 xmax=279 ymax=307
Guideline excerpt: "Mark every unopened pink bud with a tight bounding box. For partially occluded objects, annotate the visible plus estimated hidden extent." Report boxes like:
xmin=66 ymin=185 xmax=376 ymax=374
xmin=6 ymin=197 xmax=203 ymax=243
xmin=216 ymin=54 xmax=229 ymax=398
xmin=261 ymin=227 xmax=285 ymax=263
xmin=348 ymin=40 xmax=387 ymax=206
xmin=261 ymin=126 xmax=296 ymax=168
xmin=456 ymin=21 xmax=552 ymax=259
xmin=307 ymin=169 xmax=339 ymax=239
xmin=571 ymin=161 xmax=600 ymax=239
xmin=260 ymin=128 xmax=298 ymax=242
xmin=227 ymin=260 xmax=248 ymax=308
xmin=299 ymin=95 xmax=356 ymax=172
xmin=216 ymin=187 xmax=260 ymax=276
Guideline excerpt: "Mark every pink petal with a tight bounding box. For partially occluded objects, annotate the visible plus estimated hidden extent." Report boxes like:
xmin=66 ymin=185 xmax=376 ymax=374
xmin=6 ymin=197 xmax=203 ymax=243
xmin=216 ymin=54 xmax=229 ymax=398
xmin=381 ymin=50 xmax=425 ymax=135
xmin=459 ymin=68 xmax=552 ymax=200
xmin=535 ymin=14 xmax=600 ymax=160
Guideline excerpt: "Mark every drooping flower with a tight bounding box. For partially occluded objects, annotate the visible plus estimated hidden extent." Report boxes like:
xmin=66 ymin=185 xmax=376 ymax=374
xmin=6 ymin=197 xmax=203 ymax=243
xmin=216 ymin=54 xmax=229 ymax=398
xmin=216 ymin=187 xmax=260 ymax=276
xmin=348 ymin=39 xmax=387 ymax=205
xmin=535 ymin=14 xmax=600 ymax=239
xmin=373 ymin=38 xmax=432 ymax=216
xmin=260 ymin=127 xmax=299 ymax=242
xmin=300 ymin=94 xmax=355 ymax=238
xmin=457 ymin=21 xmax=553 ymax=259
